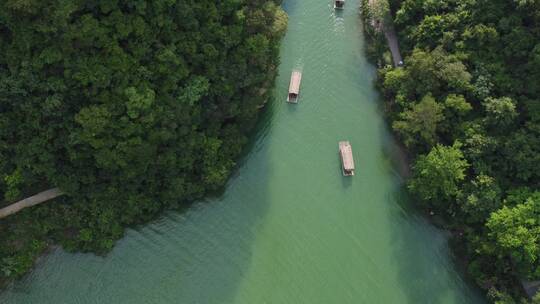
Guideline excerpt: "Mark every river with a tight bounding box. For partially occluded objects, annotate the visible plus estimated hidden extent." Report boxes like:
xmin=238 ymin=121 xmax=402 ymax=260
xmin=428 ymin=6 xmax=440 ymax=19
xmin=0 ymin=0 xmax=486 ymax=303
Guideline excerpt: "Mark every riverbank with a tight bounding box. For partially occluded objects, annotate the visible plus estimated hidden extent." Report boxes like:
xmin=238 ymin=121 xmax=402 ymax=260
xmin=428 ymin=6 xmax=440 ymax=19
xmin=0 ymin=0 xmax=287 ymax=290
xmin=0 ymin=1 xmax=487 ymax=303
xmin=361 ymin=0 xmax=540 ymax=302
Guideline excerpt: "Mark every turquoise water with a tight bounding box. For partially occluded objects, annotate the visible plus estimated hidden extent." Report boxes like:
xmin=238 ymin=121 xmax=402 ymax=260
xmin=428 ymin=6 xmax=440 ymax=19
xmin=0 ymin=0 xmax=485 ymax=303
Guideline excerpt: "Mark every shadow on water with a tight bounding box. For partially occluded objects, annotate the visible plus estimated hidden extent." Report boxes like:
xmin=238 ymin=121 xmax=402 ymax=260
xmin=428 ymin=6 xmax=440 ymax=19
xmin=341 ymin=174 xmax=352 ymax=189
xmin=355 ymin=10 xmax=485 ymax=299
xmin=148 ymin=97 xmax=276 ymax=304
xmin=0 ymin=88 xmax=277 ymax=304
xmin=281 ymin=0 xmax=298 ymax=17
xmin=388 ymin=193 xmax=485 ymax=303
xmin=381 ymin=128 xmax=486 ymax=303
xmin=287 ymin=103 xmax=298 ymax=113
xmin=0 ymin=0 xmax=491 ymax=302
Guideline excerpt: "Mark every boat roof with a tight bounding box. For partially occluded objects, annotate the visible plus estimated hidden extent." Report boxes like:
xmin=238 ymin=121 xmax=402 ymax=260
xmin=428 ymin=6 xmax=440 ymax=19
xmin=339 ymin=141 xmax=355 ymax=170
xmin=289 ymin=70 xmax=302 ymax=95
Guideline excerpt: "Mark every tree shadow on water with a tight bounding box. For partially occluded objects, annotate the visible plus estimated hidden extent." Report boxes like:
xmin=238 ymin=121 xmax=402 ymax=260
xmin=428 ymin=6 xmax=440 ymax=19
xmin=281 ymin=0 xmax=299 ymax=16
xmin=0 ymin=98 xmax=276 ymax=304
xmin=122 ymin=100 xmax=277 ymax=304
xmin=378 ymin=132 xmax=487 ymax=304
xmin=383 ymin=141 xmax=485 ymax=304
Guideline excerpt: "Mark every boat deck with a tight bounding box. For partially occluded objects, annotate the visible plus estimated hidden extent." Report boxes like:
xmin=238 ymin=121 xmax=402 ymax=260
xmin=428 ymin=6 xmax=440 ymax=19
xmin=339 ymin=141 xmax=355 ymax=176
xmin=287 ymin=70 xmax=302 ymax=103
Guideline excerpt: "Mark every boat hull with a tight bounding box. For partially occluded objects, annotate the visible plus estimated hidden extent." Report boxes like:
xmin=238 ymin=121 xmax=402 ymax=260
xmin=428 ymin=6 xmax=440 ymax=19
xmin=287 ymin=96 xmax=298 ymax=103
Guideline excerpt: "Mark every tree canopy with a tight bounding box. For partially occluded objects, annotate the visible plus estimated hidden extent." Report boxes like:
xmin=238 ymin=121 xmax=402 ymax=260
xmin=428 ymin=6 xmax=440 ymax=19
xmin=0 ymin=0 xmax=286 ymax=283
xmin=367 ymin=0 xmax=540 ymax=301
xmin=486 ymin=195 xmax=540 ymax=280
xmin=408 ymin=142 xmax=469 ymax=205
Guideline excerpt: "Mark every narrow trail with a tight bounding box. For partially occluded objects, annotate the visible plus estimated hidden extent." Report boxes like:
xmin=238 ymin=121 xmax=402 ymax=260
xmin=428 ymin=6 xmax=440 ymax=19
xmin=366 ymin=0 xmax=403 ymax=66
xmin=384 ymin=26 xmax=403 ymax=66
xmin=0 ymin=188 xmax=63 ymax=219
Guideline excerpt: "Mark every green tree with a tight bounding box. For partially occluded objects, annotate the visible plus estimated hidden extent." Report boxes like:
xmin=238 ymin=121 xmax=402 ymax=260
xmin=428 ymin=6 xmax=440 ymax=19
xmin=392 ymin=94 xmax=444 ymax=149
xmin=483 ymin=97 xmax=518 ymax=128
xmin=443 ymin=94 xmax=472 ymax=119
xmin=486 ymin=195 xmax=540 ymax=279
xmin=533 ymin=291 xmax=540 ymax=304
xmin=461 ymin=122 xmax=498 ymax=173
xmin=501 ymin=127 xmax=540 ymax=182
xmin=376 ymin=0 xmax=540 ymax=299
xmin=459 ymin=174 xmax=502 ymax=224
xmin=383 ymin=48 xmax=472 ymax=101
xmin=0 ymin=0 xmax=287 ymax=284
xmin=408 ymin=142 xmax=470 ymax=208
xmin=440 ymin=94 xmax=472 ymax=135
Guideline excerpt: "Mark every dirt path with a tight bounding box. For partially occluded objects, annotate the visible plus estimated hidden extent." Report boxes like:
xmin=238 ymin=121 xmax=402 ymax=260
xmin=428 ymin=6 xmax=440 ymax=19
xmin=0 ymin=188 xmax=64 ymax=219
xmin=384 ymin=26 xmax=403 ymax=67
xmin=366 ymin=0 xmax=403 ymax=67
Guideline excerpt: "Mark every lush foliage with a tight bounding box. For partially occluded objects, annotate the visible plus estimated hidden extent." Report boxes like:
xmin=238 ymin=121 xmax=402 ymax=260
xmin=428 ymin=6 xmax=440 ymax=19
xmin=408 ymin=142 xmax=469 ymax=203
xmin=368 ymin=0 xmax=540 ymax=301
xmin=0 ymin=0 xmax=286 ymax=285
xmin=361 ymin=0 xmax=392 ymax=62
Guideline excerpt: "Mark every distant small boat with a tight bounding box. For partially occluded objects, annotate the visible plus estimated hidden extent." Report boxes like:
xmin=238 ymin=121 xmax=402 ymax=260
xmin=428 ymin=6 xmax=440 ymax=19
xmin=287 ymin=70 xmax=302 ymax=103
xmin=339 ymin=141 xmax=355 ymax=176
xmin=334 ymin=0 xmax=345 ymax=9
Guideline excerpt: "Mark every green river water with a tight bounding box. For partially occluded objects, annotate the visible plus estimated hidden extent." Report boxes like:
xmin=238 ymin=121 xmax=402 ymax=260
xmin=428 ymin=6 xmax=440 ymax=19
xmin=1 ymin=0 xmax=487 ymax=303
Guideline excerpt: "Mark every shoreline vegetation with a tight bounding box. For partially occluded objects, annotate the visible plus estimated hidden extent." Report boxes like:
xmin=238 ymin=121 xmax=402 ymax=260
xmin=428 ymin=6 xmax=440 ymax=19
xmin=0 ymin=0 xmax=287 ymax=288
xmin=361 ymin=0 xmax=540 ymax=303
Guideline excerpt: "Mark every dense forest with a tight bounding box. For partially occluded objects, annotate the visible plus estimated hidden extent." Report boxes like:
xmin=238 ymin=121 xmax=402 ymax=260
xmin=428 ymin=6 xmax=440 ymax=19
xmin=0 ymin=0 xmax=286 ymax=285
xmin=363 ymin=0 xmax=540 ymax=302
